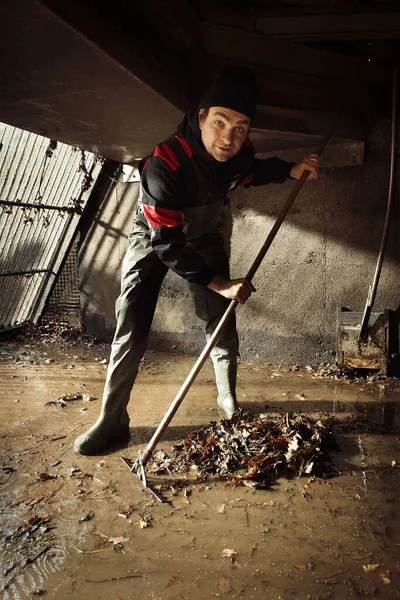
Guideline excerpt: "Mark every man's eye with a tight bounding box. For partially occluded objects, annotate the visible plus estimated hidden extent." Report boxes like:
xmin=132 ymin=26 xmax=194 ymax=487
xmin=215 ymin=120 xmax=223 ymax=126
xmin=235 ymin=127 xmax=244 ymax=133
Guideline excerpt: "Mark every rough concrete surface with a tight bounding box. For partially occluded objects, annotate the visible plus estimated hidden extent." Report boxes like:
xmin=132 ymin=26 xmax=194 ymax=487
xmin=2 ymin=338 xmax=400 ymax=600
xmin=79 ymin=117 xmax=399 ymax=365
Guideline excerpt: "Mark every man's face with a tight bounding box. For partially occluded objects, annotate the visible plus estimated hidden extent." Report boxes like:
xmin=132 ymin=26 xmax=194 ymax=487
xmin=198 ymin=106 xmax=250 ymax=162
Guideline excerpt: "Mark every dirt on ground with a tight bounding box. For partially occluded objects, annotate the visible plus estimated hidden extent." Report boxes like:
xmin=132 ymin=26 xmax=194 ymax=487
xmin=1 ymin=331 xmax=400 ymax=600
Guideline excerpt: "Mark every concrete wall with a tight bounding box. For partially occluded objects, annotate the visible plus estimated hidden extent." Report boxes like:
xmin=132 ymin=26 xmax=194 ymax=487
xmin=79 ymin=118 xmax=399 ymax=365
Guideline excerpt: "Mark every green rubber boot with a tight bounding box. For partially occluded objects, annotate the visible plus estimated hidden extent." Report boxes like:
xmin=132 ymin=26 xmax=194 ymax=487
xmin=214 ymin=355 xmax=240 ymax=419
xmin=74 ymin=410 xmax=130 ymax=455
xmin=217 ymin=394 xmax=240 ymax=419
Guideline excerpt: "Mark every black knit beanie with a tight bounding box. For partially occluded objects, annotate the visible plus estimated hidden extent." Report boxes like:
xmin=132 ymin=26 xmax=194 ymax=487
xmin=198 ymin=66 xmax=258 ymax=121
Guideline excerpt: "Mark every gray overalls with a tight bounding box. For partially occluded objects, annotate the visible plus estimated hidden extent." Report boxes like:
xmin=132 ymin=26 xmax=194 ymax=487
xmin=101 ymin=184 xmax=238 ymax=426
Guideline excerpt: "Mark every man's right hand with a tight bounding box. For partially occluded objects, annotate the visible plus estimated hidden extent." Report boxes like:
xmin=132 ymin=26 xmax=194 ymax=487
xmin=207 ymin=274 xmax=256 ymax=304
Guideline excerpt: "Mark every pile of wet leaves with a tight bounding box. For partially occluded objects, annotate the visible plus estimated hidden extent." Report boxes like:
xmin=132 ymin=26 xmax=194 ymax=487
xmin=147 ymin=411 xmax=336 ymax=489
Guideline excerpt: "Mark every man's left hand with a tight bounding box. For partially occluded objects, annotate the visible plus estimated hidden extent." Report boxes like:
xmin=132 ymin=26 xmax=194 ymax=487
xmin=290 ymin=154 xmax=319 ymax=180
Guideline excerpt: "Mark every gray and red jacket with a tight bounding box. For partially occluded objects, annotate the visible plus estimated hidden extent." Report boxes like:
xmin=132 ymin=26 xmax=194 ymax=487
xmin=138 ymin=111 xmax=293 ymax=286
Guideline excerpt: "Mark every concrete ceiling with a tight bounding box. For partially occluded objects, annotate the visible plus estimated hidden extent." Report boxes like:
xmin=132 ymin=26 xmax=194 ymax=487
xmin=0 ymin=0 xmax=398 ymax=164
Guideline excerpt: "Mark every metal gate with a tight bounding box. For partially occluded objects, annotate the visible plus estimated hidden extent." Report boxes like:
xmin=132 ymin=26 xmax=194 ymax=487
xmin=0 ymin=122 xmax=103 ymax=330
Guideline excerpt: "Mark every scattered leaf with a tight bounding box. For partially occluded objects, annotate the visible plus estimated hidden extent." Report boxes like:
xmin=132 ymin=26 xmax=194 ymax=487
xmin=137 ymin=514 xmax=152 ymax=529
xmin=167 ymin=574 xmax=179 ymax=587
xmin=380 ymin=569 xmax=391 ymax=584
xmin=221 ymin=548 xmax=238 ymax=558
xmin=118 ymin=505 xmax=136 ymax=519
xmin=79 ymin=511 xmax=95 ymax=523
xmin=82 ymin=393 xmax=97 ymax=401
xmin=26 ymin=497 xmax=44 ymax=507
xmin=362 ymin=563 xmax=379 ymax=572
xmin=38 ymin=472 xmax=57 ymax=481
xmin=108 ymin=536 xmax=129 ymax=545
xmin=295 ymin=564 xmax=310 ymax=571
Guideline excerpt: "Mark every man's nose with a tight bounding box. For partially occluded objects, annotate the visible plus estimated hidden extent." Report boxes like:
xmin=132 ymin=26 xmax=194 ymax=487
xmin=222 ymin=129 xmax=234 ymax=144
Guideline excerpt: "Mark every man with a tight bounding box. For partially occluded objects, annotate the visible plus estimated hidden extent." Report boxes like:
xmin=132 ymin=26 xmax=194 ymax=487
xmin=75 ymin=66 xmax=318 ymax=455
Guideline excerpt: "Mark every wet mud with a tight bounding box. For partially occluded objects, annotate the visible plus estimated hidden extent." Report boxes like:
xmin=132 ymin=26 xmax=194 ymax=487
xmin=1 ymin=337 xmax=400 ymax=599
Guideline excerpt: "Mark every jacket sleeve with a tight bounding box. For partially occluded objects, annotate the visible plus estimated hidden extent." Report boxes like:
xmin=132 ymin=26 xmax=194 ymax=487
xmin=140 ymin=152 xmax=216 ymax=286
xmin=239 ymin=157 xmax=295 ymax=188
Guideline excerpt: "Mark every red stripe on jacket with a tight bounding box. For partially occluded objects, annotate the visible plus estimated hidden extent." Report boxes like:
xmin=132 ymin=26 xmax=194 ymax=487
xmin=141 ymin=157 xmax=150 ymax=172
xmin=142 ymin=204 xmax=183 ymax=228
xmin=175 ymin=134 xmax=195 ymax=158
xmin=153 ymin=144 xmax=180 ymax=171
xmin=239 ymin=173 xmax=254 ymax=186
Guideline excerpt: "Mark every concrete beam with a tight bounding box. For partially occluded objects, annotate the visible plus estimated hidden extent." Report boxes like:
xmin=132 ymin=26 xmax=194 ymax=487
xmin=194 ymin=0 xmax=400 ymax=42
xmin=139 ymin=0 xmax=204 ymax=52
xmin=199 ymin=23 xmax=389 ymax=114
xmin=0 ymin=0 xmax=187 ymax=163
xmin=200 ymin=22 xmax=388 ymax=87
xmin=250 ymin=105 xmax=366 ymax=167
xmin=251 ymin=134 xmax=365 ymax=168
xmin=256 ymin=11 xmax=400 ymax=42
xmin=253 ymin=105 xmax=367 ymax=142
xmin=40 ymin=0 xmax=195 ymax=110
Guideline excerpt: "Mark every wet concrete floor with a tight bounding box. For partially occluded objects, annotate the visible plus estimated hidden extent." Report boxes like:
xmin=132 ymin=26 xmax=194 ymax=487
xmin=1 ymin=337 xmax=400 ymax=599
